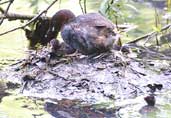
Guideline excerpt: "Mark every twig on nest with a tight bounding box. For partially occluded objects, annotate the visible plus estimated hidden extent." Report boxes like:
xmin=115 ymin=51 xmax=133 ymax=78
xmin=127 ymin=23 xmax=171 ymax=44
xmin=0 ymin=0 xmax=58 ymax=36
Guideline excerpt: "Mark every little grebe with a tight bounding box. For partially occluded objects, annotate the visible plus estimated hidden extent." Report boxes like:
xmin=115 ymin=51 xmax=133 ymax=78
xmin=47 ymin=9 xmax=119 ymax=55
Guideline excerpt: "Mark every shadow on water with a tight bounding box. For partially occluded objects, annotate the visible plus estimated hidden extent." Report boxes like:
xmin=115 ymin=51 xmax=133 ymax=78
xmin=44 ymin=99 xmax=117 ymax=118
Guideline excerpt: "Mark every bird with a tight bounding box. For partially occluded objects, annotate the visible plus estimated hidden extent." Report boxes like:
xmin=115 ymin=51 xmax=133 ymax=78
xmin=49 ymin=38 xmax=75 ymax=56
xmin=46 ymin=9 xmax=120 ymax=55
xmin=144 ymin=95 xmax=156 ymax=106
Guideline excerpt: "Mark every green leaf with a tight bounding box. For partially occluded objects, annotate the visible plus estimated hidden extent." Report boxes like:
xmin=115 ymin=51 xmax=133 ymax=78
xmin=152 ymin=25 xmax=162 ymax=32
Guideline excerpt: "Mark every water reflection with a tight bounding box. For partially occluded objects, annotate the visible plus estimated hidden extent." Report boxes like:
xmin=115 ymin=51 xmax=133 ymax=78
xmin=118 ymin=91 xmax=171 ymax=118
xmin=44 ymin=99 xmax=117 ymax=118
xmin=139 ymin=105 xmax=160 ymax=118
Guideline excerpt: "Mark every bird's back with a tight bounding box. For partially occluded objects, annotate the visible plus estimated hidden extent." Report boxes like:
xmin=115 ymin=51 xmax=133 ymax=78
xmin=61 ymin=12 xmax=117 ymax=55
xmin=72 ymin=13 xmax=115 ymax=29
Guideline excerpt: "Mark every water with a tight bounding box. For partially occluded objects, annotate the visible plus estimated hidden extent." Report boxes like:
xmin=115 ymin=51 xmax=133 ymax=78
xmin=0 ymin=109 xmax=8 ymax=118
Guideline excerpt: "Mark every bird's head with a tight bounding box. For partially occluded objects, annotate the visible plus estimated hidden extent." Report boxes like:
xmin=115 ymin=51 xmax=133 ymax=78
xmin=46 ymin=9 xmax=76 ymax=40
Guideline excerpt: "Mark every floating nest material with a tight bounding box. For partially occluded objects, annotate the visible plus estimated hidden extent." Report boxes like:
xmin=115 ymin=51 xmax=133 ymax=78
xmin=1 ymin=46 xmax=171 ymax=105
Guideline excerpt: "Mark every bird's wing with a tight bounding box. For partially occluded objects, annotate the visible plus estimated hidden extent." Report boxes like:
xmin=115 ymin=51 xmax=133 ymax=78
xmin=75 ymin=13 xmax=115 ymax=29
